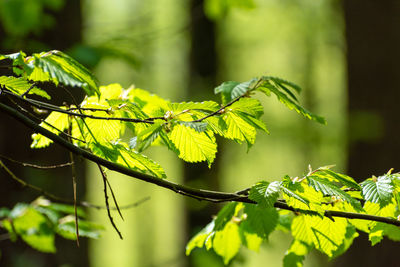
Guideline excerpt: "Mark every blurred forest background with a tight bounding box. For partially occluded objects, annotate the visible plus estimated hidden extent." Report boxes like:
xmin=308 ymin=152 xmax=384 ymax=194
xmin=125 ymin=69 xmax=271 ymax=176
xmin=0 ymin=0 xmax=399 ymax=266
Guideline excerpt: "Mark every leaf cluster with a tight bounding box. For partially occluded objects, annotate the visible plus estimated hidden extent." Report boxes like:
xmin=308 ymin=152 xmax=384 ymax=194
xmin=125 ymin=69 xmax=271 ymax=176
xmin=187 ymin=168 xmax=400 ymax=265
xmin=0 ymin=198 xmax=102 ymax=253
xmin=2 ymin=50 xmax=399 ymax=267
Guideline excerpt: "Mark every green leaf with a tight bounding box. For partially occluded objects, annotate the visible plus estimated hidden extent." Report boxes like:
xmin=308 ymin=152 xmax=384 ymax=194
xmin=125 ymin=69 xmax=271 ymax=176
xmin=31 ymin=50 xmax=99 ymax=96
xmin=307 ymin=175 xmax=362 ymax=211
xmin=362 ymin=201 xmax=397 ymax=234
xmin=169 ymin=124 xmax=217 ymax=166
xmin=222 ymin=111 xmax=257 ymax=148
xmin=0 ymin=76 xmax=50 ymax=99
xmin=214 ymin=202 xmax=237 ymax=231
xmin=276 ymin=211 xmax=293 ymax=232
xmin=91 ymin=142 xmax=166 ymax=178
xmin=82 ymin=112 xmax=122 ymax=144
xmin=179 ymin=121 xmax=208 ymax=133
xmin=133 ymin=122 xmax=163 ymax=152
xmin=263 ymin=76 xmax=301 ymax=103
xmin=107 ymin=99 xmax=149 ymax=120
xmin=249 ymin=181 xmax=280 ymax=208
xmin=361 ymin=175 xmax=394 ymax=207
xmin=316 ymin=169 xmax=361 ymax=190
xmin=213 ymin=221 xmax=241 ymax=265
xmin=186 ymin=221 xmax=215 ymax=255
xmin=31 ymin=109 xmax=70 ymax=149
xmin=291 ymin=214 xmax=348 ymax=257
xmin=283 ymin=240 xmax=310 ymax=267
xmin=229 ymin=97 xmax=264 ymax=118
xmin=126 ymin=88 xmax=170 ymax=116
xmin=239 ymin=227 xmax=263 ymax=252
xmin=242 ymin=203 xmax=278 ymax=239
xmin=258 ymin=81 xmax=326 ymax=124
xmin=56 ymin=216 xmax=103 ymax=240
xmin=235 ymin=111 xmax=269 ymax=133
xmin=264 ymin=76 xmax=301 ymax=93
xmin=369 ymin=222 xmax=400 ymax=246
xmin=214 ymin=78 xmax=257 ymax=104
xmin=169 ymin=101 xmax=219 ymax=113
xmin=12 ymin=206 xmax=56 ymax=253
xmin=204 ymin=116 xmax=227 ymax=137
xmin=36 ymin=199 xmax=86 ymax=218
xmin=280 ymin=178 xmax=310 ymax=208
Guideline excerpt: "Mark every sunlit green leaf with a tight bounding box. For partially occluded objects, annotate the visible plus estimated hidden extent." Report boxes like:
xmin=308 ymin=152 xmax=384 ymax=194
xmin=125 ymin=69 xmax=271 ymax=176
xmin=361 ymin=175 xmax=394 ymax=207
xmin=0 ymin=76 xmax=50 ymax=99
xmin=169 ymin=124 xmax=217 ymax=166
xmin=133 ymin=122 xmax=163 ymax=152
xmin=291 ymin=213 xmax=348 ymax=257
xmin=90 ymin=142 xmax=166 ymax=178
xmin=239 ymin=228 xmax=263 ymax=252
xmin=31 ymin=109 xmax=70 ymax=149
xmin=169 ymin=101 xmax=219 ymax=113
xmin=283 ymin=240 xmax=310 ymax=267
xmin=229 ymin=97 xmax=264 ymax=118
xmin=186 ymin=221 xmax=215 ymax=255
xmin=31 ymin=50 xmax=99 ymax=96
xmin=249 ymin=181 xmax=280 ymax=208
xmin=126 ymin=88 xmax=170 ymax=116
xmin=213 ymin=221 xmax=241 ymax=265
xmin=214 ymin=202 xmax=237 ymax=231
xmin=222 ymin=111 xmax=257 ymax=147
xmin=281 ymin=178 xmax=310 ymax=208
xmin=214 ymin=78 xmax=256 ymax=104
xmin=307 ymin=175 xmax=362 ymax=211
xmin=317 ymin=169 xmax=361 ymax=190
xmin=258 ymin=80 xmax=326 ymax=124
xmin=242 ymin=203 xmax=278 ymax=239
xmin=362 ymin=201 xmax=397 ymax=238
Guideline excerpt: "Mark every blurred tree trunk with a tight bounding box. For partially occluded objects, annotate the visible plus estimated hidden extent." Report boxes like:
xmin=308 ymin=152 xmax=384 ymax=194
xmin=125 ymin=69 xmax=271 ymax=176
xmin=334 ymin=0 xmax=400 ymax=266
xmin=184 ymin=0 xmax=221 ymax=265
xmin=0 ymin=1 xmax=89 ymax=266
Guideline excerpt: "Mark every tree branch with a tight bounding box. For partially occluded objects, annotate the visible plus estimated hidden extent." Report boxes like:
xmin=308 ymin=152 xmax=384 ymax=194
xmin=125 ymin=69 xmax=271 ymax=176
xmin=1 ymin=101 xmax=400 ymax=227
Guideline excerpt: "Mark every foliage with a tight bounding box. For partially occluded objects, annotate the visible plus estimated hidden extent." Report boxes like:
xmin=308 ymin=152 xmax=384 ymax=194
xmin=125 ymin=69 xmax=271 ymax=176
xmin=0 ymin=198 xmax=102 ymax=253
xmin=0 ymin=50 xmax=399 ymax=266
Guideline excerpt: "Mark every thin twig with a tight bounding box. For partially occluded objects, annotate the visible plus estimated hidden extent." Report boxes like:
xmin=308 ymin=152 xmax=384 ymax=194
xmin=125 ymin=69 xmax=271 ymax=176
xmin=80 ymin=196 xmax=150 ymax=210
xmin=0 ymin=159 xmax=66 ymax=202
xmin=69 ymin=150 xmax=80 ymax=247
xmin=101 ymin=167 xmax=124 ymax=220
xmin=67 ymin=115 xmax=80 ymax=247
xmin=3 ymin=90 xmax=155 ymax=124
xmin=0 ymin=154 xmax=72 ymax=169
xmin=98 ymin=164 xmax=123 ymax=239
xmin=191 ymin=77 xmax=263 ymax=123
xmin=191 ymin=97 xmax=242 ymax=123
